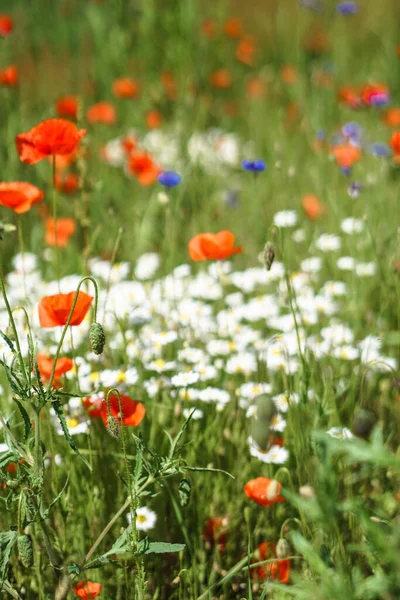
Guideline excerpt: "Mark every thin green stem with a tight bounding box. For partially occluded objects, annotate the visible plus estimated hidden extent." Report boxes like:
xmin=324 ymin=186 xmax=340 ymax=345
xmin=52 ymin=155 xmax=61 ymax=288
xmin=46 ymin=276 xmax=100 ymax=391
xmin=0 ymin=273 xmax=29 ymax=385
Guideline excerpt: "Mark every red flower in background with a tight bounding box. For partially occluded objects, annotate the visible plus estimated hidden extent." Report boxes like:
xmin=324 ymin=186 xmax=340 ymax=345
xmin=332 ymin=144 xmax=361 ymax=168
xmin=390 ymin=131 xmax=400 ymax=155
xmin=0 ymin=15 xmax=13 ymax=37
xmin=210 ymin=69 xmax=232 ymax=89
xmin=202 ymin=517 xmax=230 ymax=552
xmin=84 ymin=395 xmax=103 ymax=418
xmin=201 ymin=17 xmax=216 ymax=39
xmin=188 ymin=231 xmax=242 ymax=262
xmin=244 ymin=477 xmax=285 ymax=506
xmin=38 ymin=291 xmax=93 ymax=327
xmin=383 ymin=108 xmax=400 ymax=127
xmin=45 ymin=218 xmax=76 ymax=247
xmin=0 ymin=182 xmax=44 ymax=214
xmin=224 ymin=17 xmax=242 ymax=38
xmin=161 ymin=71 xmax=176 ymax=100
xmin=236 ymin=36 xmax=256 ymax=65
xmin=100 ymin=393 xmax=146 ymax=427
xmin=16 ymin=119 xmax=86 ymax=165
xmin=146 ymin=110 xmax=162 ymax=129
xmin=112 ymin=77 xmax=139 ymax=99
xmin=73 ymin=581 xmax=102 ymax=599
xmin=127 ymin=151 xmax=160 ymax=185
xmin=86 ymin=101 xmax=117 ymax=124
xmin=0 ymin=65 xmax=18 ymax=87
xmin=337 ymin=86 xmax=361 ymax=109
xmin=36 ymin=354 xmax=73 ymax=382
xmin=56 ymin=96 xmax=78 ymax=120
xmin=55 ymin=172 xmax=80 ymax=194
xmin=251 ymin=542 xmax=290 ymax=583
xmin=302 ymin=194 xmax=325 ymax=221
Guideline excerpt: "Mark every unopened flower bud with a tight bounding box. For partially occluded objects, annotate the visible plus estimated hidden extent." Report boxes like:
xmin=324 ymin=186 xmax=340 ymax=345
xmin=89 ymin=322 xmax=106 ymax=355
xmin=106 ymin=415 xmax=120 ymax=438
xmin=263 ymin=242 xmax=275 ymax=271
xmin=276 ymin=538 xmax=291 ymax=558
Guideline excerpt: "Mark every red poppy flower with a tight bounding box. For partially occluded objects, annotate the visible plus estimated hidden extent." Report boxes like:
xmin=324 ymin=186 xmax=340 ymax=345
xmin=301 ymin=194 xmax=325 ymax=221
xmin=38 ymin=291 xmax=93 ymax=328
xmin=73 ymin=581 xmax=102 ymax=599
xmin=100 ymin=393 xmax=146 ymax=427
xmin=36 ymin=353 xmax=73 ymax=381
xmin=390 ymin=131 xmax=400 ymax=155
xmin=126 ymin=151 xmax=160 ymax=186
xmin=146 ymin=110 xmax=162 ymax=129
xmin=244 ymin=477 xmax=285 ymax=506
xmin=0 ymin=65 xmax=18 ymax=87
xmin=112 ymin=77 xmax=139 ymax=99
xmin=0 ymin=182 xmax=44 ymax=214
xmin=188 ymin=231 xmax=242 ymax=262
xmin=246 ymin=77 xmax=266 ymax=99
xmin=224 ymin=17 xmax=242 ymax=38
xmin=251 ymin=542 xmax=290 ymax=583
xmin=0 ymin=15 xmax=13 ymax=37
xmin=56 ymin=96 xmax=78 ymax=120
xmin=160 ymin=71 xmax=176 ymax=100
xmin=201 ymin=18 xmax=216 ymax=39
xmin=55 ymin=172 xmax=80 ymax=194
xmin=202 ymin=516 xmax=230 ymax=552
xmin=332 ymin=144 xmax=361 ymax=168
xmin=45 ymin=218 xmax=76 ymax=247
xmin=383 ymin=108 xmax=400 ymax=127
xmin=86 ymin=101 xmax=117 ymax=125
xmin=16 ymin=119 xmax=86 ymax=165
xmin=361 ymin=83 xmax=389 ymax=106
xmin=236 ymin=36 xmax=256 ymax=66
xmin=337 ymin=86 xmax=361 ymax=109
xmin=210 ymin=69 xmax=232 ymax=89
xmin=84 ymin=395 xmax=103 ymax=418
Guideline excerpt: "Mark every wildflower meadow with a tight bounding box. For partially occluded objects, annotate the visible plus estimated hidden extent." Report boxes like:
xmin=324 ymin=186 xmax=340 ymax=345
xmin=0 ymin=0 xmax=400 ymax=598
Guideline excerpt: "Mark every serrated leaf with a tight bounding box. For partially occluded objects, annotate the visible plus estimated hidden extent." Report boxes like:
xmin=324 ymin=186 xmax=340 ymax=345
xmin=13 ymin=399 xmax=32 ymax=441
xmin=141 ymin=541 xmax=185 ymax=554
xmin=0 ymin=331 xmax=15 ymax=354
xmin=0 ymin=530 xmax=17 ymax=587
xmin=52 ymin=400 xmax=92 ymax=471
xmin=42 ymin=477 xmax=69 ymax=519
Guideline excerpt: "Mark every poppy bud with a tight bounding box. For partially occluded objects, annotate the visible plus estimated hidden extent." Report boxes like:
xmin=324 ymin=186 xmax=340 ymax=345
xmin=17 ymin=534 xmax=33 ymax=568
xmin=106 ymin=415 xmax=120 ymax=438
xmin=263 ymin=242 xmax=275 ymax=271
xmin=251 ymin=394 xmax=277 ymax=450
xmin=89 ymin=322 xmax=106 ymax=355
xmin=178 ymin=478 xmax=191 ymax=507
xmin=352 ymin=408 xmax=377 ymax=439
xmin=276 ymin=538 xmax=291 ymax=559
xmin=6 ymin=479 xmax=19 ymax=490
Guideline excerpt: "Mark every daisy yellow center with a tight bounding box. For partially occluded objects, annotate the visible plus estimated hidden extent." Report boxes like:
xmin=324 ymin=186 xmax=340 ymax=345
xmin=137 ymin=515 xmax=147 ymax=523
xmin=67 ymin=418 xmax=79 ymax=428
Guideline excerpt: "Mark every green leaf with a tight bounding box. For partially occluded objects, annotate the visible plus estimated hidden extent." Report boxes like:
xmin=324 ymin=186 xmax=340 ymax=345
xmin=141 ymin=541 xmax=185 ymax=554
xmin=42 ymin=477 xmax=69 ymax=519
xmin=13 ymin=399 xmax=32 ymax=441
xmin=51 ymin=400 xmax=92 ymax=471
xmin=67 ymin=562 xmax=81 ymax=576
xmin=0 ymin=331 xmax=15 ymax=354
xmin=0 ymin=452 xmax=17 ymax=470
xmin=0 ymin=530 xmax=18 ymax=587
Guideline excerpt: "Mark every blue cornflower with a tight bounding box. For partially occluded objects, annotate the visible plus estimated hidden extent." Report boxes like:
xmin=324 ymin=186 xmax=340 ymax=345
xmin=242 ymin=159 xmax=266 ymax=172
xmin=369 ymin=92 xmax=390 ymax=107
xmin=341 ymin=166 xmax=352 ymax=177
xmin=316 ymin=129 xmax=326 ymax=141
xmin=157 ymin=171 xmax=182 ymax=188
xmin=336 ymin=2 xmax=358 ymax=14
xmin=342 ymin=121 xmax=362 ymax=142
xmin=368 ymin=143 xmax=391 ymax=158
xmin=348 ymin=182 xmax=362 ymax=198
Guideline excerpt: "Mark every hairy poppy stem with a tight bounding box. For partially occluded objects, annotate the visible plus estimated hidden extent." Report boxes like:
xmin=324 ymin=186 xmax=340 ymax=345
xmin=0 ymin=272 xmax=29 ymax=385
xmin=46 ymin=276 xmax=100 ymax=390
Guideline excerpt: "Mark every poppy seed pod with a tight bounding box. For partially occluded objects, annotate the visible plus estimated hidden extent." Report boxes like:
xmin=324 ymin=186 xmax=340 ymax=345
xmin=263 ymin=242 xmax=275 ymax=271
xmin=89 ymin=322 xmax=106 ymax=355
xmin=106 ymin=415 xmax=120 ymax=438
xmin=17 ymin=534 xmax=33 ymax=568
